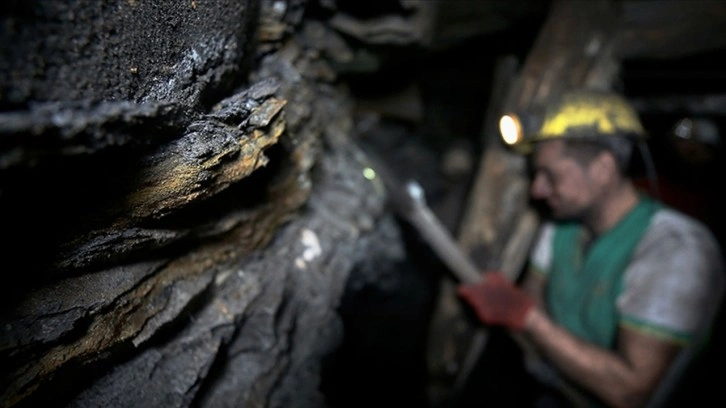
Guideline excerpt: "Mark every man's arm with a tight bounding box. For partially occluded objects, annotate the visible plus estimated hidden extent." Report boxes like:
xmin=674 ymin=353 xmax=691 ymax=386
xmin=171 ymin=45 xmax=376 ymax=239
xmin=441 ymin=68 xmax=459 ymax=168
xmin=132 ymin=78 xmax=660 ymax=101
xmin=458 ymin=272 xmax=683 ymax=408
xmin=525 ymin=309 xmax=682 ymax=408
xmin=519 ymin=270 xmax=680 ymax=407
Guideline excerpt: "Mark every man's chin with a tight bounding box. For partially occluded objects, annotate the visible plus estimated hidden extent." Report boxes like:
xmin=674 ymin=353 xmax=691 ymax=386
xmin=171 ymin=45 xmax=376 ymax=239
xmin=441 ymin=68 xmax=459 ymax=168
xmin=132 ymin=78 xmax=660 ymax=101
xmin=549 ymin=207 xmax=565 ymax=219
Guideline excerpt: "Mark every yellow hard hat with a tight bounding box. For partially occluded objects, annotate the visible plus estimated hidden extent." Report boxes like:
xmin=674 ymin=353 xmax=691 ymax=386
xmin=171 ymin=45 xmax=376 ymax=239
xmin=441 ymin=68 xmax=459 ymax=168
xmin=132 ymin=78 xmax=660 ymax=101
xmin=499 ymin=89 xmax=646 ymax=153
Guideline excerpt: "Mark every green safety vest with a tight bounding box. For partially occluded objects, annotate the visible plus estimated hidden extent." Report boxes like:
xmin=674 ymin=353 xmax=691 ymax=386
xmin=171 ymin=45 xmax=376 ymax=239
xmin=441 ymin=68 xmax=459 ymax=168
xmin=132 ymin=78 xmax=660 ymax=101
xmin=546 ymin=196 xmax=661 ymax=349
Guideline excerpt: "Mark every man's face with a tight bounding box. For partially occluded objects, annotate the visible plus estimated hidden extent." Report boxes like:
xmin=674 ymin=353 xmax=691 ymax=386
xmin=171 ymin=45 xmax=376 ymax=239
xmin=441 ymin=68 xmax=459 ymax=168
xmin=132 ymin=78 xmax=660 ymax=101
xmin=529 ymin=139 xmax=601 ymax=220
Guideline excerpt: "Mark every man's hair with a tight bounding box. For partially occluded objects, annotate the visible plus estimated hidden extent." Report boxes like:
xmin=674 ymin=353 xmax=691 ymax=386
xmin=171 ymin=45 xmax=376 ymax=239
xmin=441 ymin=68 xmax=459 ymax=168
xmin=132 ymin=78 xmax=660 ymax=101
xmin=561 ymin=135 xmax=636 ymax=177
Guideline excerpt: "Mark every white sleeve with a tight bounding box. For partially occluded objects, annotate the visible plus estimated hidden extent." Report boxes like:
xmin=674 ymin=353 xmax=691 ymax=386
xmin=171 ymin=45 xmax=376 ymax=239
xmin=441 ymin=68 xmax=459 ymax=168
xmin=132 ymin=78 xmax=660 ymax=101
xmin=617 ymin=210 xmax=725 ymax=339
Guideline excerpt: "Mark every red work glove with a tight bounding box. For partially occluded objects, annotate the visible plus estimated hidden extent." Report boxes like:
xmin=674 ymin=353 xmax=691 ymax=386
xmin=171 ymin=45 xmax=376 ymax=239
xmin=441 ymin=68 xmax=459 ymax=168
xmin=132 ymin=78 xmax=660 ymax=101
xmin=456 ymin=272 xmax=534 ymax=331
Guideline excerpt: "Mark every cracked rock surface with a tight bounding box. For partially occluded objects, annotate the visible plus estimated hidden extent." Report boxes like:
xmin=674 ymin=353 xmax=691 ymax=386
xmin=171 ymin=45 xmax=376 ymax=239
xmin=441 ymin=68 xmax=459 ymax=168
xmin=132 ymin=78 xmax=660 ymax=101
xmin=0 ymin=1 xmax=417 ymax=407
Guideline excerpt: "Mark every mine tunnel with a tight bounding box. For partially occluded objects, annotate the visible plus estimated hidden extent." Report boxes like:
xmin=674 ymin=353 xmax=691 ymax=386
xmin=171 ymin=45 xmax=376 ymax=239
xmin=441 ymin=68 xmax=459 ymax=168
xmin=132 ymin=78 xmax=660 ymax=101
xmin=1 ymin=1 xmax=726 ymax=408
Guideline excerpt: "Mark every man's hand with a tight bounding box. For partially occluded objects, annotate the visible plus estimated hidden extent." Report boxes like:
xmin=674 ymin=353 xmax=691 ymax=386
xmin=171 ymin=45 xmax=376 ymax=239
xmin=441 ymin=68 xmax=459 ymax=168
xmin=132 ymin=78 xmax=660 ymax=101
xmin=456 ymin=272 xmax=534 ymax=331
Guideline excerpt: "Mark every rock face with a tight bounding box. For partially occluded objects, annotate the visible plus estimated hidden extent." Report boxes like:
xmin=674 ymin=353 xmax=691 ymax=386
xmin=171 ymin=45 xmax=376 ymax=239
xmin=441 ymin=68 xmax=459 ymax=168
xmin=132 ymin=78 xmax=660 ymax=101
xmin=0 ymin=1 xmax=416 ymax=407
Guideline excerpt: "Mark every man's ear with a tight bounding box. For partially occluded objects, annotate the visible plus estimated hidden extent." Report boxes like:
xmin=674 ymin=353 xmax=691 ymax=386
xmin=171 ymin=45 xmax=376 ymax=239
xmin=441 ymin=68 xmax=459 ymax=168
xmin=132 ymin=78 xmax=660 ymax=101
xmin=589 ymin=151 xmax=617 ymax=184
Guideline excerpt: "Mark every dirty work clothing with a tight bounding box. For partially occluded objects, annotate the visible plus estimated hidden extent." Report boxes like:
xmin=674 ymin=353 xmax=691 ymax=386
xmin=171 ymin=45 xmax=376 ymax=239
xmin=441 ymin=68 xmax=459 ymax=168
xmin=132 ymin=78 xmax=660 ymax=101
xmin=544 ymin=196 xmax=662 ymax=349
xmin=528 ymin=195 xmax=725 ymax=407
